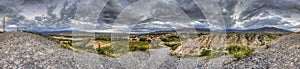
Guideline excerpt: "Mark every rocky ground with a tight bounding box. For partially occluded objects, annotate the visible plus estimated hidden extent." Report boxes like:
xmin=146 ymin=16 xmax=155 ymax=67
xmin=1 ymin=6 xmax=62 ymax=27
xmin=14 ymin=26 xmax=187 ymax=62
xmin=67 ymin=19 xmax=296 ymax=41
xmin=0 ymin=32 xmax=299 ymax=68
xmin=0 ymin=32 xmax=122 ymax=69
xmin=223 ymin=33 xmax=300 ymax=69
xmin=174 ymin=33 xmax=287 ymax=56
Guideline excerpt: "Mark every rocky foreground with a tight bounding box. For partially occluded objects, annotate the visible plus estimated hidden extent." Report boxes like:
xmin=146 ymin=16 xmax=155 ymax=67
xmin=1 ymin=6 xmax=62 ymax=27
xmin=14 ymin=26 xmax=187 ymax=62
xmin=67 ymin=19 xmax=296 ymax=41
xmin=0 ymin=32 xmax=122 ymax=69
xmin=223 ymin=33 xmax=300 ymax=68
xmin=0 ymin=32 xmax=299 ymax=69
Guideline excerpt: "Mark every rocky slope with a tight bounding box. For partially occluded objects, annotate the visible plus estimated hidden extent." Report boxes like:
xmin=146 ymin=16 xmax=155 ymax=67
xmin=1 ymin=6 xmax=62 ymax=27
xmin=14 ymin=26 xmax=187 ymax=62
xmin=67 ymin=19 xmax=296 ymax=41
xmin=163 ymin=32 xmax=300 ymax=69
xmin=174 ymin=32 xmax=288 ymax=56
xmin=223 ymin=33 xmax=300 ymax=68
xmin=0 ymin=32 xmax=122 ymax=69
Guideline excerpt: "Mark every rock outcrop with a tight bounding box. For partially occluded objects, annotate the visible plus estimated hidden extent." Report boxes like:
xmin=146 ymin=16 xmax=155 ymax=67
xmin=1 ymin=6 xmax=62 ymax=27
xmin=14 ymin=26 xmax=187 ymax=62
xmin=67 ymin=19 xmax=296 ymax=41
xmin=174 ymin=32 xmax=288 ymax=56
xmin=223 ymin=33 xmax=300 ymax=68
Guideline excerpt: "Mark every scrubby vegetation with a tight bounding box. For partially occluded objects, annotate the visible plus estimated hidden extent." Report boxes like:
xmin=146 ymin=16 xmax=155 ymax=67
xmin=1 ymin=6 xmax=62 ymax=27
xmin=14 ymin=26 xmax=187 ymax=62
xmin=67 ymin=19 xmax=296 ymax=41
xmin=161 ymin=35 xmax=181 ymax=50
xmin=59 ymin=41 xmax=73 ymax=51
xmin=197 ymin=45 xmax=254 ymax=60
xmin=95 ymin=35 xmax=111 ymax=41
xmin=264 ymin=45 xmax=270 ymax=50
xmin=226 ymin=45 xmax=255 ymax=59
xmin=139 ymin=38 xmax=151 ymax=42
xmin=199 ymin=49 xmax=212 ymax=57
xmin=199 ymin=49 xmax=227 ymax=60
xmin=170 ymin=45 xmax=255 ymax=60
xmin=170 ymin=52 xmax=182 ymax=58
xmin=96 ymin=46 xmax=115 ymax=57
xmin=161 ymin=35 xmax=180 ymax=42
xmin=164 ymin=41 xmax=181 ymax=50
xmin=129 ymin=41 xmax=151 ymax=51
xmin=94 ymin=41 xmax=151 ymax=57
xmin=48 ymin=33 xmax=185 ymax=57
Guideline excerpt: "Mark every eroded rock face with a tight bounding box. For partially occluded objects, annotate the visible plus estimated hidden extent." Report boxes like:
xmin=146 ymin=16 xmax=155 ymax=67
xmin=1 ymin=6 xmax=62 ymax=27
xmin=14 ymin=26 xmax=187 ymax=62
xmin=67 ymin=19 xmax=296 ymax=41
xmin=223 ymin=33 xmax=300 ymax=69
xmin=173 ymin=33 xmax=287 ymax=56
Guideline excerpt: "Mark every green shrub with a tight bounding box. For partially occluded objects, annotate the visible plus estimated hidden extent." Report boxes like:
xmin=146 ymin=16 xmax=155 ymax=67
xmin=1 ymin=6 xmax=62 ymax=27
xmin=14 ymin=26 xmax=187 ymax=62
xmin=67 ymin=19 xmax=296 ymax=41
xmin=129 ymin=41 xmax=151 ymax=51
xmin=63 ymin=36 xmax=73 ymax=38
xmin=199 ymin=49 xmax=212 ymax=57
xmin=96 ymin=46 xmax=113 ymax=54
xmin=164 ymin=42 xmax=181 ymax=50
xmin=60 ymin=42 xmax=73 ymax=51
xmin=139 ymin=38 xmax=151 ymax=42
xmin=266 ymin=38 xmax=274 ymax=43
xmin=226 ymin=45 xmax=254 ymax=59
xmin=264 ymin=45 xmax=270 ymax=50
xmin=170 ymin=52 xmax=182 ymax=58
xmin=95 ymin=35 xmax=111 ymax=41
xmin=161 ymin=35 xmax=180 ymax=42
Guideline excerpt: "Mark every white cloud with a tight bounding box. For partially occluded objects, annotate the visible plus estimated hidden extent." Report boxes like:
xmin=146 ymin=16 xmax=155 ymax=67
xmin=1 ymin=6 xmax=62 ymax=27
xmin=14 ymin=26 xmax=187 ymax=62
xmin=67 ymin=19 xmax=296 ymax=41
xmin=7 ymin=25 xmax=17 ymax=28
xmin=81 ymin=29 xmax=112 ymax=33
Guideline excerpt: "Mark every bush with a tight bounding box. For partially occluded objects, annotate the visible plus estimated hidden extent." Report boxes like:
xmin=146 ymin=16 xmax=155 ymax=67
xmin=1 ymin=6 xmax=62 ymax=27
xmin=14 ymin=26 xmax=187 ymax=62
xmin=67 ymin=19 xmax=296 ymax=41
xmin=226 ymin=45 xmax=254 ymax=59
xmin=60 ymin=42 xmax=73 ymax=51
xmin=199 ymin=49 xmax=212 ymax=57
xmin=129 ymin=41 xmax=151 ymax=51
xmin=170 ymin=52 xmax=182 ymax=58
xmin=139 ymin=38 xmax=151 ymax=42
xmin=96 ymin=46 xmax=113 ymax=54
xmin=264 ymin=45 xmax=270 ymax=50
xmin=164 ymin=42 xmax=181 ymax=50
xmin=161 ymin=35 xmax=180 ymax=42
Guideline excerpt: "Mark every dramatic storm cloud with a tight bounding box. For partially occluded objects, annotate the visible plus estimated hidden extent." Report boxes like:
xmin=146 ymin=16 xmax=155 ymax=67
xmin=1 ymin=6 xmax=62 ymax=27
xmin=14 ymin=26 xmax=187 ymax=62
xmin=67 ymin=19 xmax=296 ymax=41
xmin=218 ymin=0 xmax=300 ymax=31
xmin=0 ymin=0 xmax=79 ymax=31
xmin=0 ymin=0 xmax=299 ymax=32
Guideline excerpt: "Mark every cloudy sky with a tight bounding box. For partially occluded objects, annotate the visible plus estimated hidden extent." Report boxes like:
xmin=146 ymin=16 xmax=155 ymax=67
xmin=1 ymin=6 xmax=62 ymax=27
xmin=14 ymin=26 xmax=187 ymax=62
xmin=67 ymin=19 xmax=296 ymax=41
xmin=0 ymin=0 xmax=299 ymax=32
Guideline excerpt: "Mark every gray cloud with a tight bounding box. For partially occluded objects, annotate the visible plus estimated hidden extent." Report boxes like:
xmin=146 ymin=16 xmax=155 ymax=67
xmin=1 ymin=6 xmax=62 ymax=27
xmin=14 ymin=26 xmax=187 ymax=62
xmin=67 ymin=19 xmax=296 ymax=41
xmin=0 ymin=0 xmax=300 ymax=32
xmin=218 ymin=0 xmax=300 ymax=31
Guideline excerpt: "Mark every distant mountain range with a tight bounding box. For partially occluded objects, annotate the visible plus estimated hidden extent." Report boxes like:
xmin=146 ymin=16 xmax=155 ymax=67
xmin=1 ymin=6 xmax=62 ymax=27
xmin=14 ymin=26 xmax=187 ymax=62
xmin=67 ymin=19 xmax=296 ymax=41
xmin=32 ymin=30 xmax=84 ymax=34
xmin=33 ymin=27 xmax=292 ymax=34
xmin=151 ymin=27 xmax=292 ymax=33
xmin=243 ymin=27 xmax=292 ymax=32
xmin=32 ymin=30 xmax=109 ymax=34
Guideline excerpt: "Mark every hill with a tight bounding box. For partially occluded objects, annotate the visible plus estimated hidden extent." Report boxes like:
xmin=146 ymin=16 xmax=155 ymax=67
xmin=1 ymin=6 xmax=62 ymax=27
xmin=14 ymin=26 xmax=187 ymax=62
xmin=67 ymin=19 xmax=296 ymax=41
xmin=173 ymin=32 xmax=290 ymax=56
xmin=224 ymin=33 xmax=300 ymax=68
xmin=0 ymin=32 xmax=122 ymax=68
xmin=244 ymin=27 xmax=292 ymax=33
xmin=171 ymin=32 xmax=300 ymax=68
